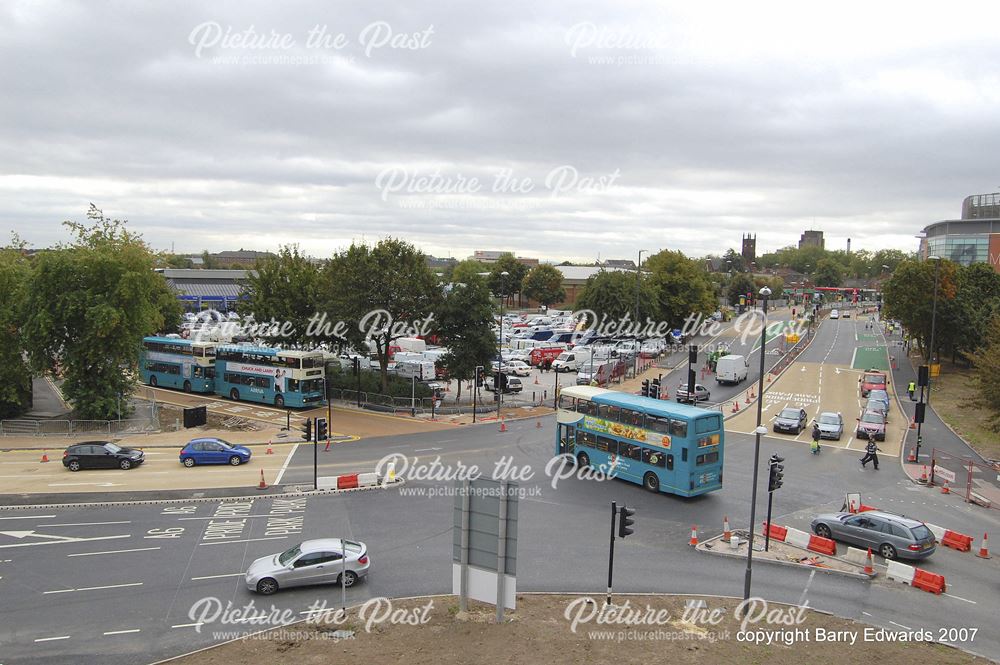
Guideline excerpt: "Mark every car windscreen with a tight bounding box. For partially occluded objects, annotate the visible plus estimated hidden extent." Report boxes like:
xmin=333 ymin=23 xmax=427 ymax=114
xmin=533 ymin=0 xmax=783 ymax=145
xmin=911 ymin=525 xmax=931 ymax=540
xmin=818 ymin=415 xmax=839 ymax=425
xmin=864 ymin=374 xmax=885 ymax=384
xmin=861 ymin=412 xmax=884 ymax=424
xmin=779 ymin=409 xmax=800 ymax=419
xmin=344 ymin=540 xmax=363 ymax=553
xmin=104 ymin=442 xmax=122 ymax=454
xmin=278 ymin=544 xmax=301 ymax=566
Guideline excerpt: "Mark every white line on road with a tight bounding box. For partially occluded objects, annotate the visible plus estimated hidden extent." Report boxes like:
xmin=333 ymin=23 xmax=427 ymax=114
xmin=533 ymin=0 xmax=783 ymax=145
xmin=34 ymin=635 xmax=71 ymax=642
xmin=171 ymin=622 xmax=204 ymax=629
xmin=191 ymin=573 xmax=245 ymax=580
xmin=103 ymin=629 xmax=141 ymax=635
xmin=0 ymin=515 xmax=56 ymax=520
xmin=942 ymin=593 xmax=977 ymax=604
xmin=178 ymin=515 xmax=277 ymax=521
xmin=861 ymin=611 xmax=872 ymax=616
xmin=44 ymin=582 xmax=143 ymax=594
xmin=889 ymin=620 xmax=911 ymax=630
xmin=414 ymin=447 xmax=442 ymax=452
xmin=199 ymin=536 xmax=287 ymax=546
xmin=68 ymin=547 xmax=161 ymax=557
xmin=0 ymin=534 xmax=130 ymax=550
xmin=40 ymin=521 xmax=131 ymax=527
xmin=274 ymin=442 xmax=299 ymax=485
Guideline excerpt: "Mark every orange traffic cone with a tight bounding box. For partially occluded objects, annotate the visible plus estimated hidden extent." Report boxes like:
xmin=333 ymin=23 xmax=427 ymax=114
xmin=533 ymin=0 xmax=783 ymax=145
xmin=745 ymin=396 xmax=751 ymax=406
xmin=907 ymin=449 xmax=916 ymax=463
xmin=864 ymin=547 xmax=874 ymax=575
xmin=722 ymin=516 xmax=731 ymax=542
xmin=732 ymin=401 xmax=740 ymax=413
xmin=909 ymin=417 xmax=916 ymax=430
xmin=689 ymin=525 xmax=698 ymax=547
xmin=40 ymin=451 xmax=49 ymax=463
xmin=499 ymin=420 xmax=507 ymax=433
xmin=266 ymin=441 xmax=274 ymax=455
xmin=534 ymin=375 xmax=540 ymax=385
xmin=750 ymin=387 xmax=756 ymax=399
xmin=767 ymin=373 xmax=772 ymax=383
xmin=941 ymin=480 xmax=950 ymax=494
xmin=975 ymin=533 xmax=991 ymax=559
xmin=257 ymin=469 xmax=268 ymax=490
xmin=919 ymin=466 xmax=928 ymax=483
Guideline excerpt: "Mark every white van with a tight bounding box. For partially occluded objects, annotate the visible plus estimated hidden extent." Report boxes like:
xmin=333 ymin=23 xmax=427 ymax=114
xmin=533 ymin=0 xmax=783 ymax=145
xmin=715 ymin=354 xmax=749 ymax=385
xmin=552 ymin=349 xmax=592 ymax=372
xmin=395 ymin=360 xmax=436 ymax=381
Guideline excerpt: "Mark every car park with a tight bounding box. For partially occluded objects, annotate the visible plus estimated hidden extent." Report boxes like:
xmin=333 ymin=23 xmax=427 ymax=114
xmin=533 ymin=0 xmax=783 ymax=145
xmin=63 ymin=441 xmax=145 ymax=471
xmin=245 ymin=538 xmax=370 ymax=595
xmin=856 ymin=409 xmax=886 ymax=441
xmin=675 ymin=383 xmax=710 ymax=403
xmin=179 ymin=438 xmax=252 ymax=467
xmin=810 ymin=511 xmax=936 ymax=560
xmin=773 ymin=407 xmax=807 ymax=434
xmin=814 ymin=412 xmax=844 ymax=440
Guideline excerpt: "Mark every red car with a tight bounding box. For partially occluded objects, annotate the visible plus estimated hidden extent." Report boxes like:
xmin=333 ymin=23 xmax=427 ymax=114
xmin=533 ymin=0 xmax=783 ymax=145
xmin=859 ymin=370 xmax=887 ymax=397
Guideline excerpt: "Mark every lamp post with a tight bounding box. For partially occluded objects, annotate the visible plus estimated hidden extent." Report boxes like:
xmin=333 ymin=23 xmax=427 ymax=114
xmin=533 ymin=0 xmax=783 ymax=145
xmin=497 ymin=271 xmax=509 ymax=429
xmin=926 ymin=257 xmax=941 ymax=407
xmin=743 ymin=285 xmax=771 ymax=612
xmin=634 ymin=249 xmax=647 ymax=377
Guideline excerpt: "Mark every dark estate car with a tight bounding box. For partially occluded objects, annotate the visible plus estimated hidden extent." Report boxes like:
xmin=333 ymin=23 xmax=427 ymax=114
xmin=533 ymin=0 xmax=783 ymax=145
xmin=773 ymin=407 xmax=807 ymax=434
xmin=63 ymin=441 xmax=145 ymax=471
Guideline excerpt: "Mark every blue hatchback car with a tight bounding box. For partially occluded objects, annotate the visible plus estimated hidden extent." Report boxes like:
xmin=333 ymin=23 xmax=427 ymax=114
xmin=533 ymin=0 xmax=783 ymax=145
xmin=180 ymin=438 xmax=252 ymax=467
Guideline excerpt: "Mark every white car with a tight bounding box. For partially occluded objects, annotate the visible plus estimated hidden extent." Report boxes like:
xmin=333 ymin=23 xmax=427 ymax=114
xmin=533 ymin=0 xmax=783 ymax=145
xmin=830 ymin=309 xmax=840 ymax=319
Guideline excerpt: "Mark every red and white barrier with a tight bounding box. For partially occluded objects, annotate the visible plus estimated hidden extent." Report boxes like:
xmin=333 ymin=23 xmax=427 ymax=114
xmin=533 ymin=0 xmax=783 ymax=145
xmin=762 ymin=521 xmax=787 ymax=542
xmin=886 ymin=560 xmax=946 ymax=594
xmin=926 ymin=523 xmax=974 ymax=552
xmin=784 ymin=527 xmax=811 ymax=549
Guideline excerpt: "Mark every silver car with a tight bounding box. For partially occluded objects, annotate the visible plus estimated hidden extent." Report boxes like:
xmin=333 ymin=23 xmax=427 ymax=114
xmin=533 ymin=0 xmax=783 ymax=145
xmin=810 ymin=511 xmax=936 ymax=561
xmin=245 ymin=538 xmax=370 ymax=595
xmin=814 ymin=412 xmax=843 ymax=440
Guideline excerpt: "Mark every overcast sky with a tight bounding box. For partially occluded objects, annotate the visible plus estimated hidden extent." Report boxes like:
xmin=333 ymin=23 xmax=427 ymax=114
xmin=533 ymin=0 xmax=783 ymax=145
xmin=2 ymin=1 xmax=998 ymax=262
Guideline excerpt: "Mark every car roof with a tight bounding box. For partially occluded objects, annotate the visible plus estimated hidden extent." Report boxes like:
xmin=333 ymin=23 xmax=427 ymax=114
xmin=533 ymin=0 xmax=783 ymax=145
xmin=299 ymin=538 xmax=346 ymax=553
xmin=853 ymin=511 xmax=924 ymax=528
xmin=70 ymin=441 xmax=111 ymax=447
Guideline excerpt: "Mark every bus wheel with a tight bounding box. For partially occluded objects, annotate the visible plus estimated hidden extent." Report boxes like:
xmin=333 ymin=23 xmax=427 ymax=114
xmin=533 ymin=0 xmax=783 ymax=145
xmin=577 ymin=452 xmax=591 ymax=468
xmin=274 ymin=394 xmax=284 ymax=408
xmin=183 ymin=381 xmax=191 ymax=393
xmin=230 ymin=388 xmax=240 ymax=401
xmin=149 ymin=375 xmax=158 ymax=387
xmin=643 ymin=472 xmax=660 ymax=492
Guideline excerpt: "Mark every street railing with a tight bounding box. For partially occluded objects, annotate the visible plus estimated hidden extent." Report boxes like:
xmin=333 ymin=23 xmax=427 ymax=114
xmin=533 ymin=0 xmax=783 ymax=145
xmin=0 ymin=417 xmax=158 ymax=437
xmin=930 ymin=448 xmax=999 ymax=511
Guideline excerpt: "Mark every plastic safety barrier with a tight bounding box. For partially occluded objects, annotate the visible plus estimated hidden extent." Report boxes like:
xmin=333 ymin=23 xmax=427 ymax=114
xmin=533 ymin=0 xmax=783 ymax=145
xmin=912 ymin=568 xmax=946 ymax=594
xmin=807 ymin=534 xmax=837 ymax=556
xmin=337 ymin=473 xmax=359 ymax=490
xmin=762 ymin=521 xmax=787 ymax=542
xmin=784 ymin=527 xmax=811 ymax=549
xmin=927 ymin=523 xmax=974 ymax=552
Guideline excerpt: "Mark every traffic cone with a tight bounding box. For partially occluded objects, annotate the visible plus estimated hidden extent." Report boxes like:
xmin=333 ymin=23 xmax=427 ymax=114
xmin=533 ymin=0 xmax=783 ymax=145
xmin=534 ymin=375 xmax=540 ymax=385
xmin=941 ymin=480 xmax=950 ymax=494
xmin=499 ymin=420 xmax=507 ymax=433
xmin=909 ymin=417 xmax=916 ymax=430
xmin=919 ymin=466 xmax=928 ymax=483
xmin=732 ymin=401 xmax=739 ymax=413
xmin=864 ymin=548 xmax=874 ymax=575
xmin=975 ymin=533 xmax=991 ymax=559
xmin=750 ymin=387 xmax=755 ymax=399
xmin=907 ymin=449 xmax=916 ymax=463
xmin=689 ymin=525 xmax=698 ymax=547
xmin=324 ymin=440 xmax=331 ymax=452
xmin=266 ymin=441 xmax=274 ymax=455
xmin=722 ymin=516 xmax=731 ymax=542
xmin=767 ymin=373 xmax=772 ymax=383
xmin=745 ymin=396 xmax=751 ymax=406
xmin=257 ymin=469 xmax=268 ymax=490
xmin=40 ymin=451 xmax=49 ymax=463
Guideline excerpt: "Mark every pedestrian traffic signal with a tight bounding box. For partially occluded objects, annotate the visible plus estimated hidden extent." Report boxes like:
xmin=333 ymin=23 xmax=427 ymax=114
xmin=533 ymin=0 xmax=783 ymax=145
xmin=300 ymin=419 xmax=312 ymax=442
xmin=315 ymin=417 xmax=328 ymax=442
xmin=688 ymin=345 xmax=698 ymax=365
xmin=476 ymin=367 xmax=485 ymax=386
xmin=641 ymin=379 xmax=650 ymax=398
xmin=352 ymin=357 xmax=360 ymax=376
xmin=767 ymin=454 xmax=784 ymax=492
xmin=914 ymin=402 xmax=925 ymax=424
xmin=918 ymin=365 xmax=929 ymax=387
xmin=650 ymin=378 xmax=661 ymax=400
xmin=618 ymin=505 xmax=636 ymax=538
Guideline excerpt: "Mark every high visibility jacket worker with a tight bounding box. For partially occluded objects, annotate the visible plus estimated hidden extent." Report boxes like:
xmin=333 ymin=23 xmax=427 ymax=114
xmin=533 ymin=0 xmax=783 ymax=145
xmin=907 ymin=381 xmax=916 ymax=400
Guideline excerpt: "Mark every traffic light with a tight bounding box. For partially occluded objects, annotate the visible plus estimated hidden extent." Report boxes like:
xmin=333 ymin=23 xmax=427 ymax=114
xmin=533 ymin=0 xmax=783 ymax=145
xmin=353 ymin=357 xmax=360 ymax=375
xmin=300 ymin=418 xmax=312 ymax=442
xmin=914 ymin=402 xmax=926 ymax=424
xmin=475 ymin=366 xmax=485 ymax=387
xmin=767 ymin=454 xmax=784 ymax=492
xmin=688 ymin=345 xmax=698 ymax=365
xmin=641 ymin=379 xmax=650 ymax=398
xmin=315 ymin=417 xmax=328 ymax=442
xmin=618 ymin=505 xmax=636 ymax=539
xmin=650 ymin=377 xmax=661 ymax=400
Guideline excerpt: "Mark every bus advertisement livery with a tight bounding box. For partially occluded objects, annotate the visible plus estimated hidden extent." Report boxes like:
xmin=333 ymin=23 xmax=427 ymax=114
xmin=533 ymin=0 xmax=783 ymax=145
xmin=140 ymin=336 xmax=216 ymax=393
xmin=215 ymin=345 xmax=326 ymax=408
xmin=555 ymin=385 xmax=723 ymax=497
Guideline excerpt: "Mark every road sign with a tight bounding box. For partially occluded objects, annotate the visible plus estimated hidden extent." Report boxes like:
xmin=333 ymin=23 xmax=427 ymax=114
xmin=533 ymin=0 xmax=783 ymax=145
xmin=934 ymin=467 xmax=956 ymax=484
xmin=453 ymin=479 xmax=518 ymax=617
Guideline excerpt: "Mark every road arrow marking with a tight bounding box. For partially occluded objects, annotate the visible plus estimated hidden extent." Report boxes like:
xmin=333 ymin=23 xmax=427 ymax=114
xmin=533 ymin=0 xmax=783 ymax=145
xmin=0 ymin=534 xmax=130 ymax=550
xmin=48 ymin=482 xmax=124 ymax=487
xmin=0 ymin=530 xmax=78 ymax=541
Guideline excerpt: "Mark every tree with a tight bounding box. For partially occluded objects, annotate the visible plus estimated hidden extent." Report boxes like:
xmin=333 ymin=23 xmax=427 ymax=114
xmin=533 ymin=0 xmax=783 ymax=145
xmin=320 ymin=238 xmax=441 ymax=391
xmin=966 ymin=313 xmax=1000 ymax=431
xmin=813 ymin=258 xmax=844 ymax=287
xmin=200 ymin=250 xmax=220 ymax=269
xmin=575 ymin=270 xmax=656 ymax=325
xmin=450 ymin=259 xmax=490 ymax=287
xmin=22 ymin=205 xmax=181 ymax=419
xmin=644 ymin=250 xmax=716 ymax=326
xmin=241 ymin=245 xmax=322 ymax=348
xmin=0 ymin=246 xmax=31 ymax=418
xmin=726 ymin=272 xmax=756 ymax=307
xmin=522 ymin=264 xmax=566 ymax=307
xmin=883 ymin=259 xmax=958 ymax=361
xmin=944 ymin=263 xmax=1000 ymax=362
xmin=435 ymin=281 xmax=497 ymax=402
xmin=488 ymin=253 xmax=529 ymax=306
xmin=722 ymin=248 xmax=745 ymax=273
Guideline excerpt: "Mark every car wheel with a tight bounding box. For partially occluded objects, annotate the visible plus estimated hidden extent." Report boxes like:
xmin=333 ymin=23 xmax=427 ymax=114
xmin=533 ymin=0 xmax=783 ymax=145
xmin=577 ymin=452 xmax=591 ymax=468
xmin=643 ymin=472 xmax=660 ymax=492
xmin=182 ymin=457 xmax=195 ymax=467
xmin=119 ymin=459 xmax=132 ymax=470
xmin=230 ymin=388 xmax=240 ymax=401
xmin=229 ymin=455 xmax=242 ymax=466
xmin=339 ymin=570 xmax=358 ymax=588
xmin=183 ymin=380 xmax=192 ymax=393
xmin=814 ymin=524 xmax=832 ymax=539
xmin=274 ymin=394 xmax=284 ymax=408
xmin=68 ymin=460 xmax=81 ymax=472
xmin=879 ymin=543 xmax=897 ymax=560
xmin=149 ymin=375 xmax=158 ymax=387
xmin=256 ymin=578 xmax=279 ymax=595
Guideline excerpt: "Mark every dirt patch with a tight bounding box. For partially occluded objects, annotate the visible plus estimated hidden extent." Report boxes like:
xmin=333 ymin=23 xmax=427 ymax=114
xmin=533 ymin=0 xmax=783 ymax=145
xmin=155 ymin=403 xmax=264 ymax=433
xmin=925 ymin=359 xmax=1000 ymax=461
xmin=170 ymin=594 xmax=990 ymax=665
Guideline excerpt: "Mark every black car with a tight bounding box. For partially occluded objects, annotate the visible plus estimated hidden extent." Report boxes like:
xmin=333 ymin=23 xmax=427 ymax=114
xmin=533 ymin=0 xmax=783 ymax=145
xmin=63 ymin=441 xmax=145 ymax=471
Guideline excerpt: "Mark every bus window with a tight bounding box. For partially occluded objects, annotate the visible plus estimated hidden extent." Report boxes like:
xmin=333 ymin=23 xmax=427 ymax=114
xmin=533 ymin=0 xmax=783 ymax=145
xmin=578 ymin=431 xmax=596 ymax=447
xmin=282 ymin=356 xmax=301 ymax=369
xmin=646 ymin=416 xmax=670 ymax=434
xmin=557 ymin=394 xmax=575 ymax=410
xmin=667 ymin=454 xmax=674 ymax=470
xmin=696 ymin=452 xmax=719 ymax=465
xmin=300 ymin=356 xmax=324 ymax=369
xmin=622 ymin=409 xmax=644 ymax=428
xmin=287 ymin=379 xmax=300 ymax=393
xmin=578 ymin=400 xmax=597 ymax=416
xmin=598 ymin=405 xmax=621 ymax=422
xmin=642 ymin=448 xmax=666 ymax=467
xmin=193 ymin=367 xmax=203 ymax=378
xmin=681 ymin=448 xmax=688 ymax=462
xmin=670 ymin=419 xmax=688 ymax=437
xmin=620 ymin=443 xmax=642 ymax=461
xmin=696 ymin=415 xmax=721 ymax=434
xmin=596 ymin=436 xmax=617 ymax=454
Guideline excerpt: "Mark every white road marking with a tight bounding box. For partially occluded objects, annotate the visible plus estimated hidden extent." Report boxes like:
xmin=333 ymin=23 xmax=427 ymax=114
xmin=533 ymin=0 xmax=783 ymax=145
xmin=0 ymin=515 xmax=57 ymax=520
xmin=178 ymin=515 xmax=276 ymax=521
xmin=44 ymin=582 xmax=143 ymax=594
xmin=273 ymin=442 xmax=299 ymax=485
xmin=48 ymin=482 xmax=124 ymax=487
xmin=414 ymin=447 xmax=442 ymax=452
xmin=34 ymin=635 xmax=71 ymax=642
xmin=861 ymin=611 xmax=872 ymax=616
xmin=0 ymin=530 xmax=82 ymax=542
xmin=199 ymin=536 xmax=287 ymax=546
xmin=171 ymin=622 xmax=204 ymax=629
xmin=68 ymin=547 xmax=161 ymax=557
xmin=103 ymin=629 xmax=141 ymax=635
xmin=889 ymin=620 xmax=911 ymax=630
xmin=942 ymin=593 xmax=977 ymax=604
xmin=39 ymin=521 xmax=131 ymax=527
xmin=191 ymin=573 xmax=245 ymax=580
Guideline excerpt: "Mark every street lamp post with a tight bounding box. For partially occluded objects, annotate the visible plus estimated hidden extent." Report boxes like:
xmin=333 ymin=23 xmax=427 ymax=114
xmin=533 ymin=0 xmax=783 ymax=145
xmin=634 ymin=249 xmax=648 ymax=378
xmin=926 ymin=257 xmax=941 ymax=407
xmin=743 ymin=285 xmax=771 ymax=612
xmin=497 ymin=271 xmax=509 ymax=429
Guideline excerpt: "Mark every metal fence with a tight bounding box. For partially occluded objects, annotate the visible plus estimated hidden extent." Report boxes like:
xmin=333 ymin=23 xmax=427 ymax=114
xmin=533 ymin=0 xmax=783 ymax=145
xmin=0 ymin=403 xmax=160 ymax=437
xmin=930 ymin=448 xmax=999 ymax=511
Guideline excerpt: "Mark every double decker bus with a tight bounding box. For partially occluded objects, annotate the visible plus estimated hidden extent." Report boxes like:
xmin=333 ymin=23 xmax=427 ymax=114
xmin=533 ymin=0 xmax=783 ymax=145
xmin=556 ymin=385 xmax=724 ymax=497
xmin=140 ymin=336 xmax=216 ymax=393
xmin=215 ymin=345 xmax=326 ymax=408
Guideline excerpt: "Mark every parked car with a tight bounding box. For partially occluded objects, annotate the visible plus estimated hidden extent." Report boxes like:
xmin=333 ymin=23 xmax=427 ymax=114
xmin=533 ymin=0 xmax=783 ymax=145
xmin=866 ymin=389 xmax=890 ymax=414
xmin=864 ymin=397 xmax=889 ymax=417
xmin=859 ymin=370 xmax=888 ymax=397
xmin=502 ymin=360 xmax=532 ymax=376
xmin=245 ymin=538 xmax=370 ymax=595
xmin=810 ymin=511 xmax=936 ymax=560
xmin=63 ymin=441 xmax=145 ymax=472
xmin=773 ymin=407 xmax=808 ymax=434
xmin=179 ymin=438 xmax=252 ymax=467
xmin=675 ymin=383 xmax=710 ymax=404
xmin=830 ymin=309 xmax=840 ymax=319
xmin=814 ymin=412 xmax=844 ymax=440
xmin=856 ymin=409 xmax=886 ymax=441
xmin=485 ymin=376 xmax=523 ymax=393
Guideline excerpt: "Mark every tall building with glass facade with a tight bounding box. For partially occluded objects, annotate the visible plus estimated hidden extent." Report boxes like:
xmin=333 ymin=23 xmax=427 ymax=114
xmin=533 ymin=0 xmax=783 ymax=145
xmin=919 ymin=193 xmax=1000 ymax=273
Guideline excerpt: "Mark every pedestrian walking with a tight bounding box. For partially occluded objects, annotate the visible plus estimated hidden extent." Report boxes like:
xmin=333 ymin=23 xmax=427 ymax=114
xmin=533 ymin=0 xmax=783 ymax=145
xmin=810 ymin=423 xmax=821 ymax=454
xmin=859 ymin=435 xmax=881 ymax=470
xmin=907 ymin=380 xmax=916 ymax=401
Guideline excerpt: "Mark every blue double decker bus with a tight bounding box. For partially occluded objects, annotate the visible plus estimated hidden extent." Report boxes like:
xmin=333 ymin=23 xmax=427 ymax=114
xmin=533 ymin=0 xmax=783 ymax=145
xmin=140 ymin=336 xmax=217 ymax=393
xmin=215 ymin=345 xmax=326 ymax=408
xmin=556 ymin=385 xmax=724 ymax=497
